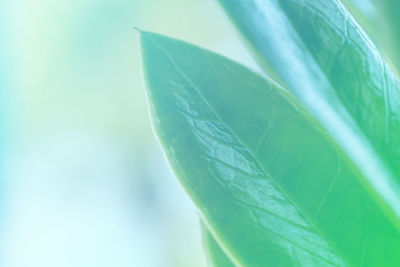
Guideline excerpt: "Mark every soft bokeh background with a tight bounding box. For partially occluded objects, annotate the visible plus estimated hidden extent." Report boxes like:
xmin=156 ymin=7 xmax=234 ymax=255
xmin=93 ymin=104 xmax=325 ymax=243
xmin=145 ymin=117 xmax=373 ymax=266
xmin=0 ymin=0 xmax=256 ymax=266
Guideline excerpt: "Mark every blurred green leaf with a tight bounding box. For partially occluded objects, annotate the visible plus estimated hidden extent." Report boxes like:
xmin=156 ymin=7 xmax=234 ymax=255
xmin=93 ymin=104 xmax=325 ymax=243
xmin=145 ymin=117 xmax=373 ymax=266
xmin=217 ymin=0 xmax=400 ymax=184
xmin=339 ymin=0 xmax=381 ymax=45
xmin=336 ymin=0 xmax=400 ymax=79
xmin=140 ymin=31 xmax=400 ymax=266
xmin=373 ymin=0 xmax=400 ymax=72
xmin=202 ymin=223 xmax=235 ymax=267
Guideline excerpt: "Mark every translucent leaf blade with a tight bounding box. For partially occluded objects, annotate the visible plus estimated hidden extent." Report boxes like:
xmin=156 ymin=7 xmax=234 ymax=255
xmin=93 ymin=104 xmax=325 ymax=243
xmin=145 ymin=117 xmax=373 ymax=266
xmin=140 ymin=32 xmax=400 ymax=266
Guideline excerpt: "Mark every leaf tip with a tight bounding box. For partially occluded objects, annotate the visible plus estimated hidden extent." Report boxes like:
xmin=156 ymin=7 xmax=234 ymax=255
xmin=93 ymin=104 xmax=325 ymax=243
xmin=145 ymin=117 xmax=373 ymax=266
xmin=133 ymin=26 xmax=144 ymax=33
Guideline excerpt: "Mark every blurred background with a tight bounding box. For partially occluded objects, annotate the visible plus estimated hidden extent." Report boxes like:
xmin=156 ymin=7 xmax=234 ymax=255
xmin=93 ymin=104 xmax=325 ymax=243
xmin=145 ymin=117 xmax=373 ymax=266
xmin=0 ymin=0 xmax=258 ymax=266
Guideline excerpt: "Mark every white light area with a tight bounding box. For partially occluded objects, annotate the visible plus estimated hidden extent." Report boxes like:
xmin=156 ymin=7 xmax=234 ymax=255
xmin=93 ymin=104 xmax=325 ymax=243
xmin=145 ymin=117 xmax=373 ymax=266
xmin=0 ymin=130 xmax=205 ymax=267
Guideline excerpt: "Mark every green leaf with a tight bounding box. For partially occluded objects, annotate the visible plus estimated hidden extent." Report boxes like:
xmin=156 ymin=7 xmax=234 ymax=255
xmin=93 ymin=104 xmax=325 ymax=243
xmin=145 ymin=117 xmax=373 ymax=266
xmin=374 ymin=0 xmax=400 ymax=72
xmin=339 ymin=1 xmax=381 ymax=46
xmin=140 ymin=31 xmax=400 ymax=266
xmin=202 ymin=223 xmax=236 ymax=267
xmin=339 ymin=0 xmax=400 ymax=75
xmin=216 ymin=0 xmax=400 ymax=185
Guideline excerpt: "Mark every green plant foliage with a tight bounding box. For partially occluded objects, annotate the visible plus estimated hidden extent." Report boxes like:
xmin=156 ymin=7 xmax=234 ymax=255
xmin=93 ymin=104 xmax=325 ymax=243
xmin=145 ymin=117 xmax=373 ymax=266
xmin=374 ymin=0 xmax=400 ymax=72
xmin=340 ymin=0 xmax=400 ymax=76
xmin=216 ymin=0 xmax=400 ymax=183
xmin=140 ymin=31 xmax=400 ymax=266
xmin=202 ymin=223 xmax=235 ymax=267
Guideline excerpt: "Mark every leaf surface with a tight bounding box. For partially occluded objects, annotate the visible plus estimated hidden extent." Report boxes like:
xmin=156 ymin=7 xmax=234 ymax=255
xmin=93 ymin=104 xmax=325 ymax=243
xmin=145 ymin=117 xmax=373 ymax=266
xmin=216 ymin=0 xmax=400 ymax=194
xmin=140 ymin=31 xmax=400 ymax=266
xmin=202 ymin=223 xmax=236 ymax=267
xmin=374 ymin=0 xmax=400 ymax=72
